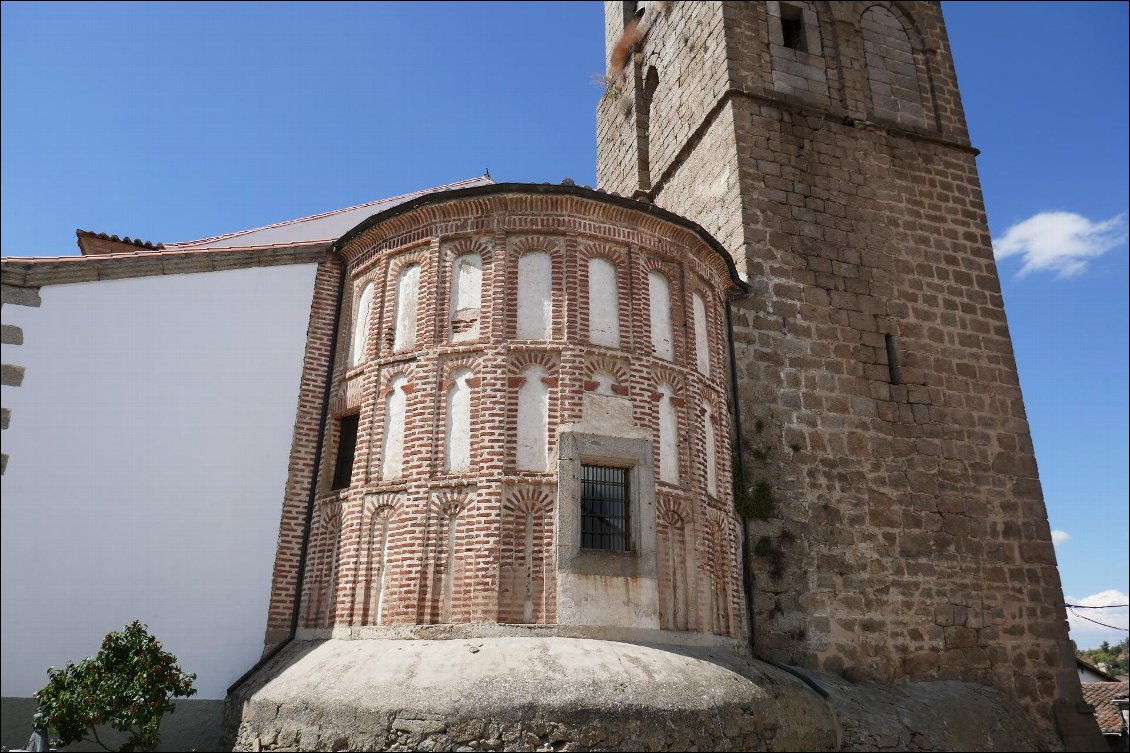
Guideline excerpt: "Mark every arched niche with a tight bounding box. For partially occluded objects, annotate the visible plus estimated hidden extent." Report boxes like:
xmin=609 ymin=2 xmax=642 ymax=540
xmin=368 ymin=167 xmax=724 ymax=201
xmin=516 ymin=365 xmax=550 ymax=472
xmin=648 ymin=270 xmax=674 ymax=361
xmin=517 ymin=251 xmax=552 ymax=340
xmin=392 ymin=264 xmax=420 ymax=353
xmin=588 ymin=256 xmax=621 ymax=347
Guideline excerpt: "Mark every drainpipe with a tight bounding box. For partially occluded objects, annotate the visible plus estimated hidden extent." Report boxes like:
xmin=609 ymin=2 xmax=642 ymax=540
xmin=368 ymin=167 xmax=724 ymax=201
xmin=227 ymin=250 xmax=347 ymax=696
xmin=725 ymin=290 xmax=756 ymax=656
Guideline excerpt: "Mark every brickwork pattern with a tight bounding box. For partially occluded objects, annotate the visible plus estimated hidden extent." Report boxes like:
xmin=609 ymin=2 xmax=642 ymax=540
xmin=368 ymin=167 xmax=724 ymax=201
xmin=596 ymin=0 xmax=1078 ymax=733
xmin=265 ymin=191 xmax=746 ymax=640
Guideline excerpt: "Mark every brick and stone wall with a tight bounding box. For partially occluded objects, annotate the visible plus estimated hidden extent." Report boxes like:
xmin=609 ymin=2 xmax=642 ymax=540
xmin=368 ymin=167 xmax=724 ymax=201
xmin=596 ymin=0 xmax=1083 ymax=738
xmin=262 ymin=187 xmax=748 ymax=643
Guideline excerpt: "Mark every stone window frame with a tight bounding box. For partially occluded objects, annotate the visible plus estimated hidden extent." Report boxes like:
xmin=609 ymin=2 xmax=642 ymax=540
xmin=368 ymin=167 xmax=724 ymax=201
xmin=555 ymin=431 xmax=657 ymax=580
xmin=767 ymin=1 xmax=823 ymax=62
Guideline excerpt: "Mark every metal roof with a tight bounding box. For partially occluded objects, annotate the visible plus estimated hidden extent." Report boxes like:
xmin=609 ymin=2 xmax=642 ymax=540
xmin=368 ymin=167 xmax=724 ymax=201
xmin=160 ymin=175 xmax=494 ymax=252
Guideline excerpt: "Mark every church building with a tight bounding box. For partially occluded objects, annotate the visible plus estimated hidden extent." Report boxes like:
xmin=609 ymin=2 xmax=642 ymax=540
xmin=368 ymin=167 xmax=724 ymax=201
xmin=1 ymin=2 xmax=1107 ymax=751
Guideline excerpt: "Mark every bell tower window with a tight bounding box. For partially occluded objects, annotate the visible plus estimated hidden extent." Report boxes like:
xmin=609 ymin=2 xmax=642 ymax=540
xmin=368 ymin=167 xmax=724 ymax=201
xmin=780 ymin=4 xmax=807 ymax=52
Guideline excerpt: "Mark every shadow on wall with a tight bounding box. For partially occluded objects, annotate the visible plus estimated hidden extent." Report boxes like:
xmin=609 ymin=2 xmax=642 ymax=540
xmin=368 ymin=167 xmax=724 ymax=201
xmin=0 ymin=697 xmax=224 ymax=752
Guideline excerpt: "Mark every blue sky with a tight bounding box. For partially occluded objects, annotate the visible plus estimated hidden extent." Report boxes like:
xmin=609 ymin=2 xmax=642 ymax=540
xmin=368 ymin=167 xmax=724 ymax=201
xmin=2 ymin=1 xmax=1127 ymax=648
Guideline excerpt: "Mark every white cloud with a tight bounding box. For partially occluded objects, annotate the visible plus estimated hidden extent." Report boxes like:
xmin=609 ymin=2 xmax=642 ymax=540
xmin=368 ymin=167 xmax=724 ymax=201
xmin=1051 ymin=529 xmax=1070 ymax=545
xmin=992 ymin=211 xmax=1128 ymax=277
xmin=1066 ymin=589 xmax=1130 ymax=649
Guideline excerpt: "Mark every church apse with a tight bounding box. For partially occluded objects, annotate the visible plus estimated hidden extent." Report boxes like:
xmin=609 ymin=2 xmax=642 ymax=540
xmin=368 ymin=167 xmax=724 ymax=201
xmin=270 ymin=184 xmax=748 ymax=641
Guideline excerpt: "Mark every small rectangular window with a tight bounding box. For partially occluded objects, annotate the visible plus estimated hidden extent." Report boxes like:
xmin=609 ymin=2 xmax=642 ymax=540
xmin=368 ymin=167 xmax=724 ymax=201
xmin=780 ymin=5 xmax=807 ymax=53
xmin=581 ymin=465 xmax=630 ymax=551
xmin=885 ymin=334 xmax=902 ymax=385
xmin=331 ymin=414 xmax=359 ymax=491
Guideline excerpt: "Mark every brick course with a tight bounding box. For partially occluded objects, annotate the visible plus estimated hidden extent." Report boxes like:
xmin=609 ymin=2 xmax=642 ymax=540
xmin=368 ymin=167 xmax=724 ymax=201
xmin=264 ymin=190 xmax=747 ymax=642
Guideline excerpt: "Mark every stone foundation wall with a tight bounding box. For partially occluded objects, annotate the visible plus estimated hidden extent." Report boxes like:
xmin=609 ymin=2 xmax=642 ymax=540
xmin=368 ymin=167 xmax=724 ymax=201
xmin=224 ymin=637 xmax=1052 ymax=752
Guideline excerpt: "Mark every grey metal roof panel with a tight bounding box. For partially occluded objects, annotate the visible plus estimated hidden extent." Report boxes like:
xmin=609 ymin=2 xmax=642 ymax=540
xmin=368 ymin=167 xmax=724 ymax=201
xmin=162 ymin=175 xmax=493 ymax=251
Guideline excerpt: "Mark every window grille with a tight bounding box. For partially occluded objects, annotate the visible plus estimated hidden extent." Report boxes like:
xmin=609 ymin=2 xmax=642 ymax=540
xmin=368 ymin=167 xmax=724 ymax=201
xmin=581 ymin=465 xmax=630 ymax=551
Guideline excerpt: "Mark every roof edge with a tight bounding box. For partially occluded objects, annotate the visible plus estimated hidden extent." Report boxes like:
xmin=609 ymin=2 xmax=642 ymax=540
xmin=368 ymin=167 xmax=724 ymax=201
xmin=331 ymin=182 xmax=749 ymax=293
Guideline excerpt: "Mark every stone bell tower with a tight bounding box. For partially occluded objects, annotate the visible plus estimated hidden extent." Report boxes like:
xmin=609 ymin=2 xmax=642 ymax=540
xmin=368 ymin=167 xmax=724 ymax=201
xmin=597 ymin=1 xmax=1095 ymax=743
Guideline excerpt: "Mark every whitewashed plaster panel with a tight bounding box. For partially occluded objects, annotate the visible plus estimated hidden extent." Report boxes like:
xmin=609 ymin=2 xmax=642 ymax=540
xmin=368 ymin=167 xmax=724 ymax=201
xmin=381 ymin=375 xmax=408 ymax=479
xmin=392 ymin=264 xmax=420 ymax=353
xmin=704 ymin=406 xmax=718 ymax=497
xmin=648 ymin=271 xmax=673 ymax=360
xmin=516 ymin=251 xmax=552 ymax=340
xmin=0 ymin=263 xmax=317 ymax=699
xmin=445 ymin=368 xmax=472 ymax=473
xmin=658 ymin=385 xmax=679 ymax=484
xmin=692 ymin=292 xmax=710 ymax=377
xmin=588 ymin=257 xmax=620 ymax=347
xmin=350 ymin=281 xmax=374 ymax=367
xmin=450 ymin=254 xmax=482 ymax=342
xmin=516 ymin=365 xmax=550 ymax=471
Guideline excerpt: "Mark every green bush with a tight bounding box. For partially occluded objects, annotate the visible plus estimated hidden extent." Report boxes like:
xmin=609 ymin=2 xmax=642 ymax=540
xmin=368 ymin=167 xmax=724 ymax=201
xmin=33 ymin=621 xmax=196 ymax=752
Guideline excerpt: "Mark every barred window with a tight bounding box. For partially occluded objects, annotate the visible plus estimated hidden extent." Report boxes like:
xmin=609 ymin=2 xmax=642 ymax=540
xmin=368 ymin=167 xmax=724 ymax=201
xmin=580 ymin=465 xmax=630 ymax=551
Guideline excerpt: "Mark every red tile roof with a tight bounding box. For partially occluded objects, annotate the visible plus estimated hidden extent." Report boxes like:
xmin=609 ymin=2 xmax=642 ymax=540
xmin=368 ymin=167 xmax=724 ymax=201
xmin=76 ymin=229 xmax=164 ymax=251
xmin=1081 ymin=681 xmax=1128 ymax=735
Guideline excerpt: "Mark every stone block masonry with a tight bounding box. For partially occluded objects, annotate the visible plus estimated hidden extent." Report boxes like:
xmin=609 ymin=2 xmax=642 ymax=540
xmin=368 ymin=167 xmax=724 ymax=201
xmin=596 ymin=0 xmax=1095 ymax=743
xmin=1 ymin=283 xmax=41 ymax=475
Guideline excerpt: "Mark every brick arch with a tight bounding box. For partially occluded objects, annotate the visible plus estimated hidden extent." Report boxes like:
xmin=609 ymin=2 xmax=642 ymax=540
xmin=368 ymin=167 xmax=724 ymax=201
xmin=577 ymin=239 xmax=628 ymax=266
xmin=501 ymin=486 xmax=553 ymax=517
xmin=442 ymin=236 xmax=492 ymax=344
xmin=430 ymin=487 xmax=475 ymax=519
xmin=382 ymin=246 xmax=431 ymax=354
xmin=648 ymin=364 xmax=685 ymax=396
xmin=499 ymin=486 xmax=555 ymax=624
xmin=357 ymin=493 xmax=403 ymax=626
xmin=657 ymin=493 xmax=694 ymax=631
xmin=421 ymin=487 xmax=477 ymax=624
xmin=657 ymin=494 xmax=692 ymax=527
xmin=508 ymin=234 xmax=564 ymax=258
xmin=444 ymin=236 xmax=492 ymax=261
xmin=507 ymin=350 xmax=560 ymax=376
xmin=506 ymin=235 xmax=565 ymax=341
xmin=700 ymin=508 xmax=736 ymax=636
xmin=637 ymin=255 xmax=684 ymax=364
xmin=303 ymin=498 xmax=343 ymax=628
xmin=583 ymin=355 xmax=631 ymax=395
xmin=440 ymin=355 xmax=480 ymax=384
xmin=686 ymin=278 xmax=721 ymax=381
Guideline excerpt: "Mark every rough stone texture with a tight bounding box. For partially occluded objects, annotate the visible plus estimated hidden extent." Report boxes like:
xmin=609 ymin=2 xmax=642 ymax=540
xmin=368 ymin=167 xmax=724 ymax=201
xmin=0 ymin=284 xmax=42 ymax=307
xmin=1 ymin=323 xmax=23 ymax=345
xmin=1 ymin=363 xmax=25 ymax=387
xmin=224 ymin=637 xmax=1048 ymax=752
xmin=595 ymin=0 xmax=1095 ymax=744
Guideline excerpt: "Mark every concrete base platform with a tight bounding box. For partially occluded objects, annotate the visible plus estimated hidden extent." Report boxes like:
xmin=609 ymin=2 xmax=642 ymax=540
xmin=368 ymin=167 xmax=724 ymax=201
xmin=224 ymin=637 xmax=1051 ymax=752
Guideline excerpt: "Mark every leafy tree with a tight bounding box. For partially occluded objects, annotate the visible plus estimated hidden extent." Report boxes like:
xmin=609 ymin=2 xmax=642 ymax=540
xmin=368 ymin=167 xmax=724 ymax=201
xmin=33 ymin=621 xmax=196 ymax=752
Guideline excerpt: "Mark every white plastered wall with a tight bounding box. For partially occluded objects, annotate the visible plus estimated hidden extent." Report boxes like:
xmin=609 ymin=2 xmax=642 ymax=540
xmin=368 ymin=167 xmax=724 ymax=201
xmin=0 ymin=263 xmax=317 ymax=700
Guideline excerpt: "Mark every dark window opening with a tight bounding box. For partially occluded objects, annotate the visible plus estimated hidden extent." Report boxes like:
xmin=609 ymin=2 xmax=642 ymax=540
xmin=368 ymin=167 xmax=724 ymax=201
xmin=331 ymin=414 xmax=359 ymax=491
xmin=581 ymin=465 xmax=630 ymax=551
xmin=780 ymin=5 xmax=807 ymax=52
xmin=885 ymin=334 xmax=902 ymax=385
xmin=623 ymin=1 xmax=639 ymax=26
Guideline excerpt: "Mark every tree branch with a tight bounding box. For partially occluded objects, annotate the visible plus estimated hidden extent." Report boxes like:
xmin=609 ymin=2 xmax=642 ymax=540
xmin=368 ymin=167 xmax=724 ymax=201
xmin=85 ymin=725 xmax=114 ymax=752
